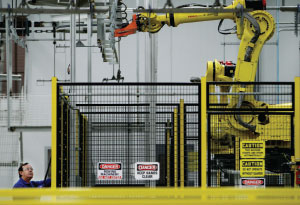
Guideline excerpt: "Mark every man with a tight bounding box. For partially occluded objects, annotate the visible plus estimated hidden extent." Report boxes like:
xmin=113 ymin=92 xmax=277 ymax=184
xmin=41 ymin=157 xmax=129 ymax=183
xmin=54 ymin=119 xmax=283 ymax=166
xmin=13 ymin=162 xmax=51 ymax=188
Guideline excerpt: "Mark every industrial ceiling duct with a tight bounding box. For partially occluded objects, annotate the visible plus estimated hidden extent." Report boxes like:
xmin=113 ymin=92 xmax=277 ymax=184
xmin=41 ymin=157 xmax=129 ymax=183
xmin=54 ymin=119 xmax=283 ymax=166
xmin=27 ymin=0 xmax=91 ymax=8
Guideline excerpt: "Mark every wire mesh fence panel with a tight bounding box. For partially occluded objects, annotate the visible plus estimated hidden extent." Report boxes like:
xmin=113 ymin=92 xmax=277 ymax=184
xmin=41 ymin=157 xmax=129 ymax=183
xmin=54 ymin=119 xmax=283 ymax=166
xmin=57 ymin=83 xmax=201 ymax=187
xmin=207 ymin=82 xmax=294 ymax=187
xmin=207 ymin=82 xmax=294 ymax=111
xmin=0 ymin=128 xmax=20 ymax=188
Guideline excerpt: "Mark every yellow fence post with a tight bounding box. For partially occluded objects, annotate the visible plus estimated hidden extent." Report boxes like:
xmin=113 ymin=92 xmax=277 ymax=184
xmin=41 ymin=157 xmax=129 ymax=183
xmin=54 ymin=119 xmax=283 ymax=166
xmin=60 ymin=94 xmax=64 ymax=187
xmin=166 ymin=120 xmax=171 ymax=187
xmin=83 ymin=115 xmax=87 ymax=186
xmin=51 ymin=77 xmax=57 ymax=189
xmin=180 ymin=99 xmax=185 ymax=188
xmin=295 ymin=77 xmax=300 ymax=162
xmin=174 ymin=108 xmax=178 ymax=188
xmin=201 ymin=77 xmax=207 ymax=189
xmin=76 ymin=110 xmax=79 ymax=179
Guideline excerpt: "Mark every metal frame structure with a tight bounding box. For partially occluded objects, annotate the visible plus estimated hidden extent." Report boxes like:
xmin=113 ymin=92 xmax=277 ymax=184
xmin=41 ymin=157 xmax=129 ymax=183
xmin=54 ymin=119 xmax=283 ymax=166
xmin=50 ymin=77 xmax=300 ymax=189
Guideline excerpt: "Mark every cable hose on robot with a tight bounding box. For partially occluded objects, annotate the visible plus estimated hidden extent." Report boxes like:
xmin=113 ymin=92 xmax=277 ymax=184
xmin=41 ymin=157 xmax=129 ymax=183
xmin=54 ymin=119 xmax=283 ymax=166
xmin=235 ymin=86 xmax=256 ymax=132
xmin=244 ymin=12 xmax=261 ymax=62
xmin=43 ymin=156 xmax=51 ymax=187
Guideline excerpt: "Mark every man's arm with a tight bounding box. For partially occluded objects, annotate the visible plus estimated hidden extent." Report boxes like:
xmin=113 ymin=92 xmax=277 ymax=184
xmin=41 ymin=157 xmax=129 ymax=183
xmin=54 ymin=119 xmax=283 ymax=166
xmin=31 ymin=178 xmax=51 ymax=187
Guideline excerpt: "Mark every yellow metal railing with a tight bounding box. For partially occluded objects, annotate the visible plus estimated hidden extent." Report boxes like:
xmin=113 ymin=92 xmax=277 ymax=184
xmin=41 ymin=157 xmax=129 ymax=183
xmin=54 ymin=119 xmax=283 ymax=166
xmin=1 ymin=188 xmax=300 ymax=204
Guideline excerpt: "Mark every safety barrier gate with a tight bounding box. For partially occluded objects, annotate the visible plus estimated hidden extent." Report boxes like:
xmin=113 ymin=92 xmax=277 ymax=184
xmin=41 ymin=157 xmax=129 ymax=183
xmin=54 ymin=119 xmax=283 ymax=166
xmin=206 ymin=82 xmax=295 ymax=187
xmin=55 ymin=82 xmax=201 ymax=187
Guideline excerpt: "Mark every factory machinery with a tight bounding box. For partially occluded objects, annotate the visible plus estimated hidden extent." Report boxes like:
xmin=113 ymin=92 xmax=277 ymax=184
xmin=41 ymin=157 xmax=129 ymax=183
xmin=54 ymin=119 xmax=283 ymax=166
xmin=0 ymin=0 xmax=299 ymax=188
xmin=50 ymin=0 xmax=300 ymax=188
xmin=113 ymin=0 xmax=299 ymax=186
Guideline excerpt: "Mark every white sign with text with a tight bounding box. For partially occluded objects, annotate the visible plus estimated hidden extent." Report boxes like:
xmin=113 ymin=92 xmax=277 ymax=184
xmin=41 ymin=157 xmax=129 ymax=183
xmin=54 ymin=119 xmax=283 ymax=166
xmin=97 ymin=162 xmax=122 ymax=180
xmin=135 ymin=162 xmax=159 ymax=180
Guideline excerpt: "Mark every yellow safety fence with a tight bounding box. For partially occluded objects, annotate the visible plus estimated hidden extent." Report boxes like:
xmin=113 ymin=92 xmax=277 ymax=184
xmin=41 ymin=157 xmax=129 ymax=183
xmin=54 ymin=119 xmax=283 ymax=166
xmin=0 ymin=188 xmax=300 ymax=205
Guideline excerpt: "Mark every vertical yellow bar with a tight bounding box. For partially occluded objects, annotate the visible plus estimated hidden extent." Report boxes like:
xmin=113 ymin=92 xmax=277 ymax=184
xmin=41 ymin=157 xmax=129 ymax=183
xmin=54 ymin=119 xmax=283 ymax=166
xmin=201 ymin=77 xmax=207 ymax=189
xmin=85 ymin=116 xmax=88 ymax=186
xmin=51 ymin=77 xmax=57 ymax=189
xmin=60 ymin=97 xmax=64 ymax=187
xmin=76 ymin=111 xmax=79 ymax=177
xmin=66 ymin=103 xmax=69 ymax=186
xmin=174 ymin=108 xmax=178 ymax=188
xmin=235 ymin=137 xmax=240 ymax=171
xmin=83 ymin=116 xmax=86 ymax=186
xmin=295 ymin=77 xmax=300 ymax=162
xmin=167 ymin=120 xmax=171 ymax=187
xmin=180 ymin=99 xmax=184 ymax=188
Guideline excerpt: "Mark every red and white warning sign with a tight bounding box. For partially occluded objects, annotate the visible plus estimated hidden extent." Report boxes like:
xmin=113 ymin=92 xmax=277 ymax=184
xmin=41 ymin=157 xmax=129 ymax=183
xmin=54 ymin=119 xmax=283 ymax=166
xmin=241 ymin=178 xmax=265 ymax=187
xmin=135 ymin=162 xmax=159 ymax=180
xmin=97 ymin=162 xmax=122 ymax=180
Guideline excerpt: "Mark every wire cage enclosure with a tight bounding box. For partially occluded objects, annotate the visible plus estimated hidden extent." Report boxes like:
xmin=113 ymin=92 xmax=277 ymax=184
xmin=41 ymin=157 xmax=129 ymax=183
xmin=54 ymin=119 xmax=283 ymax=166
xmin=206 ymin=82 xmax=295 ymax=187
xmin=56 ymin=83 xmax=201 ymax=187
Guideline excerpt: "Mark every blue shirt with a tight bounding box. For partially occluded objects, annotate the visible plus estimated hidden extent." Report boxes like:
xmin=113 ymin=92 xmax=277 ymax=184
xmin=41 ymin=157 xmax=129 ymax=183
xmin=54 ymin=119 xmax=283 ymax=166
xmin=13 ymin=178 xmax=51 ymax=188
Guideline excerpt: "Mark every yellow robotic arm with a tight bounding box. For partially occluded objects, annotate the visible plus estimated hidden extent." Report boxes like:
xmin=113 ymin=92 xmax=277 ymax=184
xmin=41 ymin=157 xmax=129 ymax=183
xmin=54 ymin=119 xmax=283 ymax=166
xmin=115 ymin=0 xmax=275 ymax=132
xmin=115 ymin=0 xmax=274 ymax=83
xmin=134 ymin=3 xmax=237 ymax=33
xmin=115 ymin=0 xmax=240 ymax=34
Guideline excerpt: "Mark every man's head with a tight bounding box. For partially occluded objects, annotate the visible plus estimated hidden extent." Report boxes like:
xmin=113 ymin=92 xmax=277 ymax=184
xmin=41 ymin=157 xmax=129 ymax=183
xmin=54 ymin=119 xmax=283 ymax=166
xmin=18 ymin=163 xmax=34 ymax=182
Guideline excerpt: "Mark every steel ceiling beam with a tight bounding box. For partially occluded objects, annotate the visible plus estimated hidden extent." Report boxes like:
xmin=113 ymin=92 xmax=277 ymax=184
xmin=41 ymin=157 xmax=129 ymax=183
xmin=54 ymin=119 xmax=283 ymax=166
xmin=0 ymin=8 xmax=108 ymax=14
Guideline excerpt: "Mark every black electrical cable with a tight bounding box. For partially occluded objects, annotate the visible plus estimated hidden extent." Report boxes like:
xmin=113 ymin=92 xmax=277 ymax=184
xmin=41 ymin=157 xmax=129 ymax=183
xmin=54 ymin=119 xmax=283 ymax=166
xmin=176 ymin=3 xmax=227 ymax=8
xmin=177 ymin=4 xmax=208 ymax=8
xmin=218 ymin=19 xmax=236 ymax=35
xmin=43 ymin=156 xmax=51 ymax=187
xmin=244 ymin=12 xmax=261 ymax=62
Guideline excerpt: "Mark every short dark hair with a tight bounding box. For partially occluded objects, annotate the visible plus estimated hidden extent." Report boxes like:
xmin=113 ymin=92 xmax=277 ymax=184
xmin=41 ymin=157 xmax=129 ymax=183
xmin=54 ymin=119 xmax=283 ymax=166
xmin=18 ymin=162 xmax=29 ymax=178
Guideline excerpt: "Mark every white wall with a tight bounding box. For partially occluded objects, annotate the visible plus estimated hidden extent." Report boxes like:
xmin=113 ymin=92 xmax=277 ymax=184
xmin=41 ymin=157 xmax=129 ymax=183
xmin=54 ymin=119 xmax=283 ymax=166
xmin=22 ymin=132 xmax=51 ymax=182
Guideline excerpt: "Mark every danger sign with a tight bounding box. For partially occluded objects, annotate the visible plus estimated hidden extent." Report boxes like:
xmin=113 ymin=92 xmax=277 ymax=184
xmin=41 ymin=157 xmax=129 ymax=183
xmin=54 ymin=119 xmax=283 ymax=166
xmin=240 ymin=141 xmax=265 ymax=158
xmin=240 ymin=159 xmax=265 ymax=177
xmin=241 ymin=178 xmax=265 ymax=187
xmin=97 ymin=162 xmax=122 ymax=180
xmin=135 ymin=162 xmax=160 ymax=180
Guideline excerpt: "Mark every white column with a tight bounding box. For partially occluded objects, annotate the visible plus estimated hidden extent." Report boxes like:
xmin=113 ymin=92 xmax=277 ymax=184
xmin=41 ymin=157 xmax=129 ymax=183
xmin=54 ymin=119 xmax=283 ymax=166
xmin=70 ymin=7 xmax=76 ymax=82
xmin=87 ymin=13 xmax=92 ymax=83
xmin=6 ymin=14 xmax=12 ymax=129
